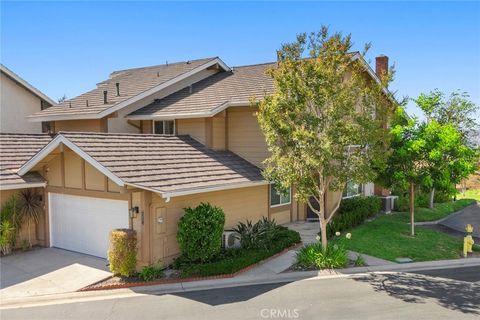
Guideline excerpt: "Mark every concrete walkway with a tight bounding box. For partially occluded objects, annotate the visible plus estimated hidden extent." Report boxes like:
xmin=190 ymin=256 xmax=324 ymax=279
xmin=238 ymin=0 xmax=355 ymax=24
xmin=440 ymin=202 xmax=480 ymax=237
xmin=240 ymin=221 xmax=394 ymax=277
xmin=0 ymin=248 xmax=111 ymax=300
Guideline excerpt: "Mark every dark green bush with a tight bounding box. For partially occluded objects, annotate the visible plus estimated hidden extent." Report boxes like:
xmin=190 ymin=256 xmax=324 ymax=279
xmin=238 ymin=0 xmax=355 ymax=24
xmin=233 ymin=217 xmax=281 ymax=249
xmin=177 ymin=202 xmax=225 ymax=263
xmin=176 ymin=227 xmax=300 ymax=278
xmin=326 ymin=196 xmax=380 ymax=238
xmin=138 ymin=265 xmax=163 ymax=282
xmin=108 ymin=229 xmax=137 ymax=277
xmin=296 ymin=243 xmax=348 ymax=269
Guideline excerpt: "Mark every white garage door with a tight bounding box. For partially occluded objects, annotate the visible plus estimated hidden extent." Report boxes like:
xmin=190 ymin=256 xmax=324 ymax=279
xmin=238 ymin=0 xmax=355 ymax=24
xmin=48 ymin=193 xmax=129 ymax=258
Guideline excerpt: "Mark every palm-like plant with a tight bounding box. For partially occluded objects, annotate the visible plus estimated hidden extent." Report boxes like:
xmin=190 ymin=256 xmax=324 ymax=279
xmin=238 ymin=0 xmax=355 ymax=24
xmin=18 ymin=189 xmax=43 ymax=248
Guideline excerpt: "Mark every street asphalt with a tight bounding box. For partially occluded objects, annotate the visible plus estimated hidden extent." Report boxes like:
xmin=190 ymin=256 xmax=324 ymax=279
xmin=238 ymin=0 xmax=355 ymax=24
xmin=2 ymin=266 xmax=479 ymax=320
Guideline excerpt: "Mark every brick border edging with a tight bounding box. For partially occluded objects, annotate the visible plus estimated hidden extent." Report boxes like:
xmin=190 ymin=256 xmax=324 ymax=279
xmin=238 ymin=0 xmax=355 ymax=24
xmin=78 ymin=242 xmax=303 ymax=292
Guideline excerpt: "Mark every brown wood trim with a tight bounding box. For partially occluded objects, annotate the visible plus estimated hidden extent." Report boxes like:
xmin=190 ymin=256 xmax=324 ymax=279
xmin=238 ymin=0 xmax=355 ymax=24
xmin=205 ymin=117 xmax=213 ymax=148
xmin=46 ymin=186 xmax=130 ymax=201
xmin=269 ymin=204 xmax=291 ymax=214
xmin=60 ymin=148 xmax=65 ymax=188
xmin=81 ymin=159 xmax=86 ymax=190
xmin=225 ymin=109 xmax=229 ymax=150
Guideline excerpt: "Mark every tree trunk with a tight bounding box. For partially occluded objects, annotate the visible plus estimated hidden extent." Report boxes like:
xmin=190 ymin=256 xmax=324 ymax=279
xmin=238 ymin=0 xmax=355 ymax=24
xmin=410 ymin=183 xmax=415 ymax=236
xmin=319 ymin=217 xmax=327 ymax=250
xmin=429 ymin=188 xmax=435 ymax=209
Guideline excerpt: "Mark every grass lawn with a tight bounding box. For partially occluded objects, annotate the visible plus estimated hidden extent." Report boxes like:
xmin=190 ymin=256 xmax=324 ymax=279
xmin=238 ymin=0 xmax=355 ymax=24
xmin=396 ymin=198 xmax=476 ymax=223
xmin=457 ymin=189 xmax=480 ymax=202
xmin=335 ymin=213 xmax=463 ymax=262
xmin=332 ymin=198 xmax=477 ymax=262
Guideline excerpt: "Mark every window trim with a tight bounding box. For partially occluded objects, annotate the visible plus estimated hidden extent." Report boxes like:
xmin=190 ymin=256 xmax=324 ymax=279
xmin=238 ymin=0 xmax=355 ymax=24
xmin=342 ymin=181 xmax=364 ymax=199
xmin=269 ymin=183 xmax=292 ymax=208
xmin=153 ymin=120 xmax=175 ymax=135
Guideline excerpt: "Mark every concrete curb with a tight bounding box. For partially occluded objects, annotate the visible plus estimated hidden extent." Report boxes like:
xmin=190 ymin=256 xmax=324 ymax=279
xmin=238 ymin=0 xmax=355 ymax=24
xmin=2 ymin=257 xmax=480 ymax=310
xmin=415 ymin=203 xmax=477 ymax=226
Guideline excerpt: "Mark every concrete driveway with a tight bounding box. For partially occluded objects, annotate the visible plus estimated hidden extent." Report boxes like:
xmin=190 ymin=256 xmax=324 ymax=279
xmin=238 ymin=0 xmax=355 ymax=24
xmin=0 ymin=248 xmax=111 ymax=300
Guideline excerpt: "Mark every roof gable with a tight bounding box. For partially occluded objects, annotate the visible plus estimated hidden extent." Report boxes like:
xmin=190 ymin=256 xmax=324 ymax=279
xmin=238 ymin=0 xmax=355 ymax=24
xmin=18 ymin=132 xmax=265 ymax=197
xmin=28 ymin=58 xmax=230 ymax=122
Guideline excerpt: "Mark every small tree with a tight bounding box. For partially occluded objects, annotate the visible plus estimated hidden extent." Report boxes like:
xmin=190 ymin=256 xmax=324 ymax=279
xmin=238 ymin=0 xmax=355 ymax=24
xmin=381 ymin=114 xmax=427 ymax=236
xmin=18 ymin=189 xmax=42 ymax=248
xmin=257 ymin=27 xmax=394 ymax=249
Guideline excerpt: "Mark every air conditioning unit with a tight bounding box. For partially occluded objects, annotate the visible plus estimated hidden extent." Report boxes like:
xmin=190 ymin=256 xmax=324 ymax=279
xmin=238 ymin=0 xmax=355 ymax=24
xmin=379 ymin=196 xmax=398 ymax=213
xmin=222 ymin=230 xmax=240 ymax=249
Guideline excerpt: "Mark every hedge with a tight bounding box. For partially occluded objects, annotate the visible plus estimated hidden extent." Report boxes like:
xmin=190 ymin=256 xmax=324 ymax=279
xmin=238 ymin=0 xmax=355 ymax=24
xmin=177 ymin=202 xmax=225 ymax=263
xmin=326 ymin=196 xmax=381 ymax=238
xmin=107 ymin=229 xmax=137 ymax=277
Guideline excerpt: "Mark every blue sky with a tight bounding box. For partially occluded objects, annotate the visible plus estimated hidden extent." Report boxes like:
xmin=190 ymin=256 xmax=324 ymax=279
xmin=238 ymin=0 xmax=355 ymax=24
xmin=1 ymin=1 xmax=479 ymax=117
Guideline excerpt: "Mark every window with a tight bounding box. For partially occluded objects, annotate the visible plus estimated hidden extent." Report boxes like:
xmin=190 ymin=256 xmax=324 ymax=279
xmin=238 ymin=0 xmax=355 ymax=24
xmin=343 ymin=181 xmax=363 ymax=198
xmin=154 ymin=120 xmax=175 ymax=135
xmin=270 ymin=183 xmax=291 ymax=207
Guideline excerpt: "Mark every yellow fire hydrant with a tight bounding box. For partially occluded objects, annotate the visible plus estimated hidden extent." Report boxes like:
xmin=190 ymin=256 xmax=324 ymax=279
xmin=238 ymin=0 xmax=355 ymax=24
xmin=463 ymin=224 xmax=474 ymax=258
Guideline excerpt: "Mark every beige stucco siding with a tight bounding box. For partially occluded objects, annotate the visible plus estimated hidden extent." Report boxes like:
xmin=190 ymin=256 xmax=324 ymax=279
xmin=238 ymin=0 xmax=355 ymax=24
xmin=227 ymin=107 xmax=269 ymax=168
xmin=211 ymin=112 xmax=226 ymax=150
xmin=1 ymin=72 xmax=43 ymax=133
xmin=53 ymin=119 xmax=107 ymax=133
xmin=176 ymin=118 xmax=206 ymax=145
xmin=150 ymin=185 xmax=269 ymax=265
xmin=107 ymin=118 xmax=141 ymax=133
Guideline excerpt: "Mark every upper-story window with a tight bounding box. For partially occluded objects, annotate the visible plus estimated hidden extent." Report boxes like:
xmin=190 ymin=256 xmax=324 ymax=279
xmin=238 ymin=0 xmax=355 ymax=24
xmin=270 ymin=183 xmax=291 ymax=207
xmin=343 ymin=181 xmax=363 ymax=198
xmin=154 ymin=120 xmax=175 ymax=135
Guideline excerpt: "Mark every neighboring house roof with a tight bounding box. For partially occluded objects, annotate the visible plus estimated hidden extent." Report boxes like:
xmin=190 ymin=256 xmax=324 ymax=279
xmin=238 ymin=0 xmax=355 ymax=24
xmin=128 ymin=53 xmax=395 ymax=120
xmin=0 ymin=64 xmax=56 ymax=105
xmin=28 ymin=57 xmax=230 ymax=122
xmin=128 ymin=63 xmax=275 ymax=119
xmin=0 ymin=133 xmax=52 ymax=190
xmin=18 ymin=132 xmax=266 ymax=198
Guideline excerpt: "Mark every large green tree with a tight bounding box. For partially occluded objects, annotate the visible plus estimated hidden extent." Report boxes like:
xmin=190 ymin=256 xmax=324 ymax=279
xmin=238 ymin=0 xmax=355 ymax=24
xmin=415 ymin=89 xmax=479 ymax=144
xmin=414 ymin=90 xmax=479 ymax=207
xmin=381 ymin=109 xmax=477 ymax=235
xmin=257 ymin=27 xmax=394 ymax=249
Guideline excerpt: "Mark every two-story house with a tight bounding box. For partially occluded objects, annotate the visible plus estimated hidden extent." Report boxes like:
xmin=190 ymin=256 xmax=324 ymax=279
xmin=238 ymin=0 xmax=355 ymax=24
xmin=0 ymin=55 xmax=392 ymax=266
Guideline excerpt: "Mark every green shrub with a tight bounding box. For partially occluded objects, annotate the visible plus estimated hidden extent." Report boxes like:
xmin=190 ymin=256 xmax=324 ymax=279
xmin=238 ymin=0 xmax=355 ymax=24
xmin=233 ymin=217 xmax=279 ymax=249
xmin=233 ymin=217 xmax=301 ymax=250
xmin=177 ymin=202 xmax=225 ymax=263
xmin=108 ymin=229 xmax=137 ymax=277
xmin=175 ymin=226 xmax=300 ymax=278
xmin=0 ymin=221 xmax=15 ymax=255
xmin=138 ymin=265 xmax=163 ymax=281
xmin=296 ymin=243 xmax=348 ymax=269
xmin=326 ymin=196 xmax=380 ymax=238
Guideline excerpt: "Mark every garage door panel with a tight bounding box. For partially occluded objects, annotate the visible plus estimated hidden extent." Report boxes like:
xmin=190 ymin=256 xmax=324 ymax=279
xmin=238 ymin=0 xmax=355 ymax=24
xmin=49 ymin=193 xmax=129 ymax=258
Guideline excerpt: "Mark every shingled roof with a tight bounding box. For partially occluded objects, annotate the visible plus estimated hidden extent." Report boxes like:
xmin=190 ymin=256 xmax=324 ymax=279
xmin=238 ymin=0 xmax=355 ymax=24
xmin=0 ymin=133 xmax=52 ymax=190
xmin=128 ymin=63 xmax=275 ymax=119
xmin=18 ymin=132 xmax=265 ymax=197
xmin=28 ymin=58 xmax=227 ymax=121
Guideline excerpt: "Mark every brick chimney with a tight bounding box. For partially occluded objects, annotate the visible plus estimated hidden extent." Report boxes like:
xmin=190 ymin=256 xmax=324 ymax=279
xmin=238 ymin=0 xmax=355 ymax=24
xmin=375 ymin=55 xmax=389 ymax=78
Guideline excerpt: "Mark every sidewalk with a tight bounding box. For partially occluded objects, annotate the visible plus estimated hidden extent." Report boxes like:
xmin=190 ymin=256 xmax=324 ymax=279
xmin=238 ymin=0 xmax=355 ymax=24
xmin=3 ymin=256 xmax=480 ymax=310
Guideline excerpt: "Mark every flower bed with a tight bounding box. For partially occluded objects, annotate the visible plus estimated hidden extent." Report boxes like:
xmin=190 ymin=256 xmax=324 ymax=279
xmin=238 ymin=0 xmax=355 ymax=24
xmin=79 ymin=242 xmax=302 ymax=291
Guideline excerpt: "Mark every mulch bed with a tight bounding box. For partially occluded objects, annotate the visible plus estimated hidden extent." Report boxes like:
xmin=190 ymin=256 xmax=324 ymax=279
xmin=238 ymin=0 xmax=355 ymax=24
xmin=79 ymin=242 xmax=303 ymax=292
